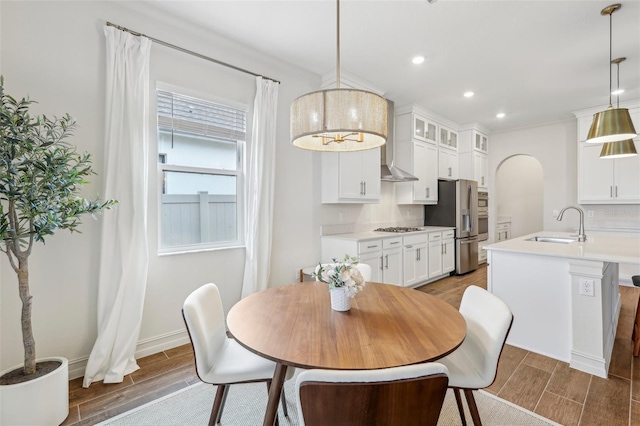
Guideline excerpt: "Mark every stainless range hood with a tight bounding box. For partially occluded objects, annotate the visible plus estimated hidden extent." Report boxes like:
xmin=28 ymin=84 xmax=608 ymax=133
xmin=381 ymin=100 xmax=418 ymax=182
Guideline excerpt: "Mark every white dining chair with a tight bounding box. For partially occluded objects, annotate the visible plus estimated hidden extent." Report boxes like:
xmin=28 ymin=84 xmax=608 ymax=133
xmin=436 ymin=285 xmax=513 ymax=426
xmin=295 ymin=363 xmax=449 ymax=426
xmin=182 ymin=283 xmax=290 ymax=426
xmin=314 ymin=262 xmax=373 ymax=282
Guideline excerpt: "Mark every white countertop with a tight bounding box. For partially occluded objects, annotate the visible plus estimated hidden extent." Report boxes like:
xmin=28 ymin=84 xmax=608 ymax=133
xmin=321 ymin=226 xmax=455 ymax=241
xmin=484 ymin=231 xmax=640 ymax=264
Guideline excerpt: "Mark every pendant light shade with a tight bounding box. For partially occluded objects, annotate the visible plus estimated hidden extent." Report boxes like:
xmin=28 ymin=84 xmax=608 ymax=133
xmin=291 ymin=89 xmax=387 ymax=152
xmin=586 ymin=4 xmax=637 ymax=143
xmin=588 ymin=107 xmax=637 ymax=143
xmin=599 ymin=139 xmax=638 ymax=159
xmin=290 ymin=0 xmax=387 ymax=152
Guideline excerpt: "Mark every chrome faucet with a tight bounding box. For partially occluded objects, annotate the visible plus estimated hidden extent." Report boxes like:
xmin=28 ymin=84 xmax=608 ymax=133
xmin=556 ymin=206 xmax=586 ymax=242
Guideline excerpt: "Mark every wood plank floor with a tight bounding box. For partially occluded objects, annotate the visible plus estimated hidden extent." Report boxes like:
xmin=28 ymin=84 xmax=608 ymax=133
xmin=62 ymin=264 xmax=640 ymax=425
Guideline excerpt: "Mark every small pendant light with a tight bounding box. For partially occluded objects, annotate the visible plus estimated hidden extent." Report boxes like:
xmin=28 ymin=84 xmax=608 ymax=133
xmin=599 ymin=58 xmax=637 ymax=158
xmin=586 ymin=4 xmax=637 ymax=144
xmin=290 ymin=0 xmax=387 ymax=152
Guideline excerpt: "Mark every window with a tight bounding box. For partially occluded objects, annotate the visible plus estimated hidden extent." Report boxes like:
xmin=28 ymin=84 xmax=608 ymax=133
xmin=157 ymin=89 xmax=246 ymax=253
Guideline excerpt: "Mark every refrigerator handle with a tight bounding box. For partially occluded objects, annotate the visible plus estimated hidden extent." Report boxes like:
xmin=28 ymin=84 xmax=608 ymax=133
xmin=467 ymin=184 xmax=473 ymax=232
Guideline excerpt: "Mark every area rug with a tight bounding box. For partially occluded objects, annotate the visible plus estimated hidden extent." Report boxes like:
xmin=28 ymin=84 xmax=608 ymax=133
xmin=99 ymin=379 xmax=559 ymax=426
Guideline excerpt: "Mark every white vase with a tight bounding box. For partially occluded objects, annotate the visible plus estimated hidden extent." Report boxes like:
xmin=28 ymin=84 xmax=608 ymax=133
xmin=330 ymin=287 xmax=352 ymax=311
xmin=0 ymin=356 xmax=69 ymax=426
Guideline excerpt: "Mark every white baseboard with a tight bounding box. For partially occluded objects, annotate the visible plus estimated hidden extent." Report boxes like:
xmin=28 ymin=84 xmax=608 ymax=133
xmin=67 ymin=329 xmax=190 ymax=380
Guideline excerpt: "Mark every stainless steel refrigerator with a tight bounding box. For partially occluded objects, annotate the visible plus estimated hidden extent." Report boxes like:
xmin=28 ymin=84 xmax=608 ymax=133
xmin=424 ymin=179 xmax=479 ymax=275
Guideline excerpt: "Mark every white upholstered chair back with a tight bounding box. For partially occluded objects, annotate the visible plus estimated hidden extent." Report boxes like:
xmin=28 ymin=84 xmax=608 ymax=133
xmin=458 ymin=285 xmax=513 ymax=386
xmin=182 ymin=283 xmax=227 ymax=381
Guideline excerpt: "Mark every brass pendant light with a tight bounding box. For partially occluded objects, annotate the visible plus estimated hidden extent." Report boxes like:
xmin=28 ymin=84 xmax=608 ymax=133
xmin=586 ymin=4 xmax=637 ymax=144
xmin=290 ymin=0 xmax=387 ymax=152
xmin=599 ymin=58 xmax=638 ymax=158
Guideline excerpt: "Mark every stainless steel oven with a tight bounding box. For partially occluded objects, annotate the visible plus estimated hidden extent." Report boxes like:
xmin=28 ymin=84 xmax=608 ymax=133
xmin=478 ymin=192 xmax=489 ymax=241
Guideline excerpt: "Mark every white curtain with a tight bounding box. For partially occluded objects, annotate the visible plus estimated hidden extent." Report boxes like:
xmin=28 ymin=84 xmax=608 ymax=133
xmin=241 ymin=77 xmax=279 ymax=297
xmin=83 ymin=26 xmax=151 ymax=387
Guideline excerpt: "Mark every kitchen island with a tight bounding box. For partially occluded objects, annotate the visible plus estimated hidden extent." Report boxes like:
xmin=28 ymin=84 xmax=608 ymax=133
xmin=484 ymin=231 xmax=640 ymax=378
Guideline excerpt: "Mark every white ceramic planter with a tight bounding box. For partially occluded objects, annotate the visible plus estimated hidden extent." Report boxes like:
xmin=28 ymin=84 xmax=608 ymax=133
xmin=330 ymin=287 xmax=352 ymax=311
xmin=0 ymin=357 xmax=69 ymax=426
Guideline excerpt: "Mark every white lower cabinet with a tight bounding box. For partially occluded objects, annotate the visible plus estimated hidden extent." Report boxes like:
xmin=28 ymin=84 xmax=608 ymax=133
xmin=403 ymin=234 xmax=428 ymax=287
xmin=442 ymin=230 xmax=455 ymax=274
xmin=321 ymin=236 xmax=403 ymax=286
xmin=428 ymin=232 xmax=443 ymax=278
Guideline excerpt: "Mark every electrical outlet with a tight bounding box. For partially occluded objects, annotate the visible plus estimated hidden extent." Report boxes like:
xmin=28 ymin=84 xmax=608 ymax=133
xmin=552 ymin=209 xmax=559 ymax=217
xmin=579 ymin=279 xmax=595 ymax=297
xmin=587 ymin=210 xmax=594 ymax=218
xmin=338 ymin=211 xmax=344 ymax=222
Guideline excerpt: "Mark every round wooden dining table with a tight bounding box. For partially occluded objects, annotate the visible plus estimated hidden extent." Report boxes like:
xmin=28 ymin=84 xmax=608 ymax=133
xmin=227 ymin=281 xmax=466 ymax=426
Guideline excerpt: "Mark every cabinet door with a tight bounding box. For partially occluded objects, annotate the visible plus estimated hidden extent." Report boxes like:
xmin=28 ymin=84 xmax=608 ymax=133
xmin=402 ymin=243 xmax=428 ymax=287
xmin=579 ymin=143 xmax=614 ymax=202
xmin=442 ymin=238 xmax=455 ymax=273
xmin=439 ymin=150 xmax=458 ymax=180
xmin=614 ymin=141 xmax=640 ymax=202
xmin=360 ymin=148 xmax=381 ymax=200
xmin=337 ymin=151 xmax=364 ymax=199
xmin=382 ymin=248 xmax=403 ymax=286
xmin=414 ymin=115 xmax=438 ymax=144
xmin=403 ymin=245 xmax=418 ymax=287
xmin=473 ymin=152 xmax=488 ymax=189
xmin=359 ymin=251 xmax=382 ymax=283
xmin=474 ymin=131 xmax=488 ymax=152
xmin=421 ymin=143 xmax=439 ymax=202
xmin=413 ymin=142 xmax=430 ymax=202
xmin=428 ymin=240 xmax=443 ymax=278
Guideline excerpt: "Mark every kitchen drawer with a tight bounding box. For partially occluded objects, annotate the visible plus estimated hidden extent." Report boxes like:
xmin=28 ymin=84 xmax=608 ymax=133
xmin=383 ymin=237 xmax=403 ymax=250
xmin=497 ymin=222 xmax=511 ymax=231
xmin=358 ymin=240 xmax=383 ymax=253
xmin=442 ymin=229 xmax=455 ymax=239
xmin=428 ymin=232 xmax=442 ymax=242
xmin=403 ymin=233 xmax=428 ymax=246
xmin=478 ymin=248 xmax=487 ymax=263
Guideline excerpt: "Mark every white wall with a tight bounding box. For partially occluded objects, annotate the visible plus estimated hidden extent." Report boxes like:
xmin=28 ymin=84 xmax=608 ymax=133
xmin=489 ymin=120 xmax=578 ymax=239
xmin=0 ymin=0 xmax=423 ymax=378
xmin=495 ymin=155 xmax=544 ymax=238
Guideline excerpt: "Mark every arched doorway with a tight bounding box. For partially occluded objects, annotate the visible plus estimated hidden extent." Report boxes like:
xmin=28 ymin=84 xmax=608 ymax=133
xmin=495 ymin=155 xmax=543 ymax=238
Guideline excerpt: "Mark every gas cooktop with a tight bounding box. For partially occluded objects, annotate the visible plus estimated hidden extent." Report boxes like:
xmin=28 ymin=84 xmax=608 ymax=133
xmin=373 ymin=227 xmax=423 ymax=233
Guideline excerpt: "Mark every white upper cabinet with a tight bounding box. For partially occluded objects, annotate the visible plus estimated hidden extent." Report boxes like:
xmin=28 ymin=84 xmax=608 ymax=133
xmin=578 ymin=140 xmax=640 ymax=203
xmin=321 ymin=148 xmax=381 ymax=203
xmin=395 ymin=140 xmax=438 ymax=204
xmin=459 ymin=128 xmax=490 ymax=190
xmin=396 ymin=112 xmax=438 ymax=144
xmin=575 ymin=105 xmax=640 ymax=204
xmin=438 ymin=149 xmax=459 ymax=181
xmin=439 ymin=126 xmax=458 ymax=151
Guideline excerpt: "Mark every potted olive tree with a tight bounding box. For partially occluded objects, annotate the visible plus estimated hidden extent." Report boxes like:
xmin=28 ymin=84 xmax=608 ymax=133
xmin=0 ymin=77 xmax=116 ymax=425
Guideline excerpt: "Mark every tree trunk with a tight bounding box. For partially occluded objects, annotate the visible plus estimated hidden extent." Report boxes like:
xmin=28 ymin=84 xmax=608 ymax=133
xmin=17 ymin=257 xmax=36 ymax=375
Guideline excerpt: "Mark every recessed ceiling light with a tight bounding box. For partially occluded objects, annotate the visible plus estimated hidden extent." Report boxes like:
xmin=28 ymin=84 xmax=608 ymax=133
xmin=496 ymin=113 xmax=506 ymax=118
xmin=612 ymin=89 xmax=625 ymax=95
xmin=412 ymin=56 xmax=425 ymax=65
xmin=463 ymin=91 xmax=474 ymax=98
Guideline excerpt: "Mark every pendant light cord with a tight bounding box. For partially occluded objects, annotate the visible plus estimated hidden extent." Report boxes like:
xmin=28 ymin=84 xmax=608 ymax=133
xmin=336 ymin=0 xmax=341 ymax=89
xmin=608 ymin=12 xmax=613 ymax=107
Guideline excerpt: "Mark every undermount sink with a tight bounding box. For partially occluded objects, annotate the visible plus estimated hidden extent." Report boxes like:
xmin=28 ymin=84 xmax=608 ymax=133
xmin=526 ymin=236 xmax=577 ymax=244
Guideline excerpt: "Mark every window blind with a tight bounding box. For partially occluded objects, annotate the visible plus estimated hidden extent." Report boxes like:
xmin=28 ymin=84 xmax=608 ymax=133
xmin=157 ymin=90 xmax=246 ymax=141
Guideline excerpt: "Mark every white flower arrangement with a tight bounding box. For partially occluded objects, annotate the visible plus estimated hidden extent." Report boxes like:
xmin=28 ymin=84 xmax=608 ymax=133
xmin=313 ymin=254 xmax=366 ymax=298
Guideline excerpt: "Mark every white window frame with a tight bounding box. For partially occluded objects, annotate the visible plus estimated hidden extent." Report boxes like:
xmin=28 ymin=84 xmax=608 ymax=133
xmin=156 ymin=84 xmax=246 ymax=255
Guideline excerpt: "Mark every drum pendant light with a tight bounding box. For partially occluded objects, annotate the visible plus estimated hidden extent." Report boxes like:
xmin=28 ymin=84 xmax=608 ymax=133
xmin=290 ymin=0 xmax=387 ymax=152
xmin=586 ymin=4 xmax=637 ymax=144
xmin=600 ymin=58 xmax=637 ymax=158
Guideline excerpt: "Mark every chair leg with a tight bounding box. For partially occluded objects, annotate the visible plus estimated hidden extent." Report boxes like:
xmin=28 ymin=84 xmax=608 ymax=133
xmin=281 ymin=387 xmax=289 ymax=418
xmin=210 ymin=384 xmax=228 ymax=426
xmin=463 ymin=389 xmax=483 ymax=426
xmin=453 ymin=388 xmax=467 ymax=426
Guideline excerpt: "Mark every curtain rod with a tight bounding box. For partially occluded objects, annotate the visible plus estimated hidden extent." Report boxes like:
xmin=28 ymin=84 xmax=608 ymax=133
xmin=106 ymin=22 xmax=280 ymax=84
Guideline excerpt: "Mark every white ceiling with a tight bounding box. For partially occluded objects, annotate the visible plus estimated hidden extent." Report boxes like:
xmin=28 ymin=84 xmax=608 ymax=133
xmin=140 ymin=0 xmax=640 ymax=133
